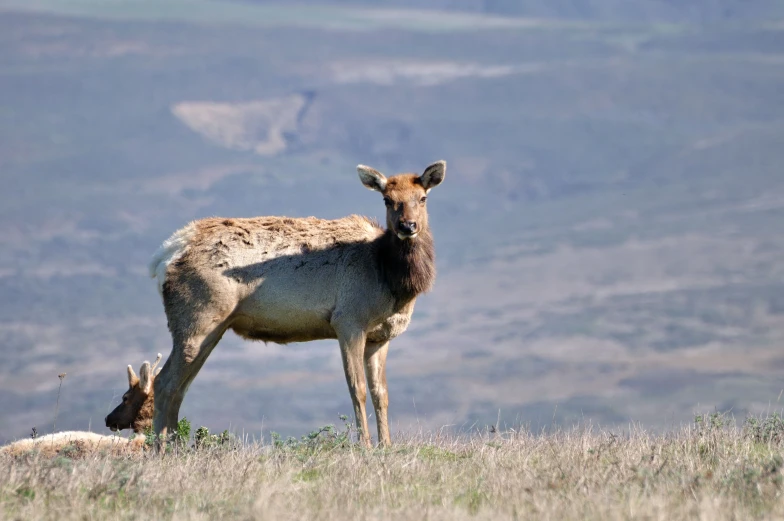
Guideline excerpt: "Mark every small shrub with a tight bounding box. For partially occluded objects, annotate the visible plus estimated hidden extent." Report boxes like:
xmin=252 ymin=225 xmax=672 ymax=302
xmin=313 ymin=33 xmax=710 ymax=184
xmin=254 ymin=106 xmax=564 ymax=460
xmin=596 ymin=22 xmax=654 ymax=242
xmin=194 ymin=427 xmax=237 ymax=450
xmin=142 ymin=426 xmax=156 ymax=447
xmin=270 ymin=414 xmax=354 ymax=454
xmin=694 ymin=412 xmax=727 ymax=435
xmin=175 ymin=417 xmax=191 ymax=447
xmin=194 ymin=426 xmax=210 ymax=448
xmin=744 ymin=413 xmax=784 ymax=444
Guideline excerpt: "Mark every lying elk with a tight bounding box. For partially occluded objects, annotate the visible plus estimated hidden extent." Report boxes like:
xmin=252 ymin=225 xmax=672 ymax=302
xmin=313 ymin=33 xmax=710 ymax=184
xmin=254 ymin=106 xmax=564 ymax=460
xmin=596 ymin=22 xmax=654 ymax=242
xmin=1 ymin=355 xmax=161 ymax=457
xmin=0 ymin=431 xmax=146 ymax=458
xmin=149 ymin=160 xmax=446 ymax=447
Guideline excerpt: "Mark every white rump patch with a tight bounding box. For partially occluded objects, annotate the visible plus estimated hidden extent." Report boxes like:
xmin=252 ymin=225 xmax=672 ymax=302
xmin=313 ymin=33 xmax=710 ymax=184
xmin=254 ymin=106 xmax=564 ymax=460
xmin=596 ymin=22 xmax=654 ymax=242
xmin=148 ymin=222 xmax=197 ymax=296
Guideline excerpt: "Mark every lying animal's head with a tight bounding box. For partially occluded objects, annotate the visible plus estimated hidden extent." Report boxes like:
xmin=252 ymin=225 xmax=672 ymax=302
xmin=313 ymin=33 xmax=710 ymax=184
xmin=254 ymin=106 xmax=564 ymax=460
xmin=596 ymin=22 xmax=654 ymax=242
xmin=357 ymin=160 xmax=446 ymax=241
xmin=105 ymin=354 xmax=161 ymax=433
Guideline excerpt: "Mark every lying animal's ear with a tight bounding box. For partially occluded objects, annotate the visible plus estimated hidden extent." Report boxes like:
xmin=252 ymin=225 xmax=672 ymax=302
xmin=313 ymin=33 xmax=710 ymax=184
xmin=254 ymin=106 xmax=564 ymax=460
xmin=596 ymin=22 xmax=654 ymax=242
xmin=139 ymin=361 xmax=153 ymax=394
xmin=127 ymin=365 xmax=139 ymax=387
xmin=357 ymin=165 xmax=387 ymax=192
xmin=419 ymin=160 xmax=446 ymax=192
xmin=151 ymin=353 xmax=162 ymax=373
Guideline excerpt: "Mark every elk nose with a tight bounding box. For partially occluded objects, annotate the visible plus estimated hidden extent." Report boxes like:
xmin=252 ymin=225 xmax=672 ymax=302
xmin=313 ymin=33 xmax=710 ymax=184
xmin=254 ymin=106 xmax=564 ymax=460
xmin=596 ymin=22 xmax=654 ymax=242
xmin=399 ymin=221 xmax=417 ymax=234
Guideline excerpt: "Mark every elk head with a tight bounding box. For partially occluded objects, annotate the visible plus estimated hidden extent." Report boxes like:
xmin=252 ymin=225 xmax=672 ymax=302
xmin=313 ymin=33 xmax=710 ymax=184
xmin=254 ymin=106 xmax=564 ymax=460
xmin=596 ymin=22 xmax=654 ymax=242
xmin=357 ymin=160 xmax=446 ymax=240
xmin=105 ymin=353 xmax=162 ymax=433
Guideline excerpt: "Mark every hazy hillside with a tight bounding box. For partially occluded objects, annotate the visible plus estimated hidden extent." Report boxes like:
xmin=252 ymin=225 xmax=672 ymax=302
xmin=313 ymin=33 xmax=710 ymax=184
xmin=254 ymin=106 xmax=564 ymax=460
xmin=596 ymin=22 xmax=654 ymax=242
xmin=239 ymin=0 xmax=784 ymax=23
xmin=0 ymin=0 xmax=783 ymax=443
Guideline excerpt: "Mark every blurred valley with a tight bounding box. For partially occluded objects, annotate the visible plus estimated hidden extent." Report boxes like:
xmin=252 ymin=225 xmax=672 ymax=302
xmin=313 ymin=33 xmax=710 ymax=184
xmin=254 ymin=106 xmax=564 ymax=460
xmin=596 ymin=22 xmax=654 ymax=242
xmin=0 ymin=0 xmax=783 ymax=443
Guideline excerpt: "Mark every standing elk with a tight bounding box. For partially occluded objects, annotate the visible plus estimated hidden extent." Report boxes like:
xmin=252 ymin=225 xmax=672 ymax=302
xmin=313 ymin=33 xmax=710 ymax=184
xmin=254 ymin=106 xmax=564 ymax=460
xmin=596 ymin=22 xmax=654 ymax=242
xmin=148 ymin=160 xmax=446 ymax=447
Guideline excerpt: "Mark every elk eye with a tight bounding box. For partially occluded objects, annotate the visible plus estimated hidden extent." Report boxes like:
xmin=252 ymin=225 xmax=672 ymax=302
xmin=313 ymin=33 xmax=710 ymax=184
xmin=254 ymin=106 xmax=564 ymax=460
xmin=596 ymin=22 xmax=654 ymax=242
xmin=383 ymin=197 xmax=392 ymax=207
xmin=420 ymin=196 xmax=427 ymax=204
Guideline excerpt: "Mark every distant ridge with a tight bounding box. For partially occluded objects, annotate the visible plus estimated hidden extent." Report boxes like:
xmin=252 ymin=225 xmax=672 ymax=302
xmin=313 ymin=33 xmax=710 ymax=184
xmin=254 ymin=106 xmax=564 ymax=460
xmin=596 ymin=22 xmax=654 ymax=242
xmin=238 ymin=0 xmax=784 ymax=23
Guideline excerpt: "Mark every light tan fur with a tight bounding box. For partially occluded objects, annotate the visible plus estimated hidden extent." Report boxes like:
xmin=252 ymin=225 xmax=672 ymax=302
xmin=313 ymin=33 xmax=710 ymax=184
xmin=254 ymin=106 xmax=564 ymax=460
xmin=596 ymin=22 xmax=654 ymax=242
xmin=1 ymin=432 xmax=146 ymax=458
xmin=150 ymin=161 xmax=446 ymax=448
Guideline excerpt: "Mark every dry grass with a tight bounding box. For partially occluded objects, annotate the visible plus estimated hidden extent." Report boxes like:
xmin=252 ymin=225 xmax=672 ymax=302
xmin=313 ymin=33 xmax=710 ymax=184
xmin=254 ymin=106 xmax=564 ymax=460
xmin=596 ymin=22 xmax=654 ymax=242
xmin=3 ymin=417 xmax=784 ymax=520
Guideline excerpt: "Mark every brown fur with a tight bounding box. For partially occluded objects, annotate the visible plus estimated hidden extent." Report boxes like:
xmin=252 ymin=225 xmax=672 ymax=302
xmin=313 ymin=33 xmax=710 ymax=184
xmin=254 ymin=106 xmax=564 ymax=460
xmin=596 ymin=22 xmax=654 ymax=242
xmin=376 ymin=228 xmax=436 ymax=307
xmin=149 ymin=161 xmax=446 ymax=448
xmin=105 ymin=354 xmax=161 ymax=433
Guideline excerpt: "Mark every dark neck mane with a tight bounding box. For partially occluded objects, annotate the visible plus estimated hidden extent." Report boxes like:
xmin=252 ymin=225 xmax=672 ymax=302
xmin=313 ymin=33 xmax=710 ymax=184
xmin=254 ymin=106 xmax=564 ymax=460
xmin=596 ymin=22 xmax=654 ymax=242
xmin=132 ymin=393 xmax=154 ymax=434
xmin=375 ymin=228 xmax=436 ymax=307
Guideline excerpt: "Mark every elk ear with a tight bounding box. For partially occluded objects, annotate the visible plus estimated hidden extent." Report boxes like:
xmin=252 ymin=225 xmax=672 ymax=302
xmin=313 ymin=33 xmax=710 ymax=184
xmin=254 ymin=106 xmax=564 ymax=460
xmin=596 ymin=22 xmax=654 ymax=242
xmin=357 ymin=165 xmax=387 ymax=192
xmin=139 ymin=362 xmax=153 ymax=394
xmin=127 ymin=365 xmax=139 ymax=387
xmin=420 ymin=160 xmax=446 ymax=191
xmin=150 ymin=353 xmax=162 ymax=373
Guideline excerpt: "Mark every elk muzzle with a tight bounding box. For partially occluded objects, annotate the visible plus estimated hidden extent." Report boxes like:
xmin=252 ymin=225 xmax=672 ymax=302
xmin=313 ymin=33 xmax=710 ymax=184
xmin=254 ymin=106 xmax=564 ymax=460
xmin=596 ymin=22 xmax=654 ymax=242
xmin=396 ymin=220 xmax=418 ymax=240
xmin=105 ymin=408 xmax=131 ymax=432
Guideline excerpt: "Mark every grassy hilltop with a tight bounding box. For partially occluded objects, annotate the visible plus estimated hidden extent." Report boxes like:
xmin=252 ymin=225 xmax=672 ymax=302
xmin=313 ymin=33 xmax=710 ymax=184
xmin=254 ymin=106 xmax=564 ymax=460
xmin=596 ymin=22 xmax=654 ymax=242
xmin=4 ymin=415 xmax=784 ymax=520
xmin=0 ymin=0 xmax=783 ymax=446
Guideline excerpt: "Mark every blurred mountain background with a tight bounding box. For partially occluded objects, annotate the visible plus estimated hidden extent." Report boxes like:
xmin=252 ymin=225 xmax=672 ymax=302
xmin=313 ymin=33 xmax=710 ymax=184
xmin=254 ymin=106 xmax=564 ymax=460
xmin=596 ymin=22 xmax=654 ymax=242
xmin=1 ymin=0 xmax=783 ymax=443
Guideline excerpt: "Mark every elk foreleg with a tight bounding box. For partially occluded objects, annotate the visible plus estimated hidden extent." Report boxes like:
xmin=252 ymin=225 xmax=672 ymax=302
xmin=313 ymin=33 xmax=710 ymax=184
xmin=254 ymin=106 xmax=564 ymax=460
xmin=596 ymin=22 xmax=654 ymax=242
xmin=153 ymin=319 xmax=229 ymax=449
xmin=365 ymin=340 xmax=390 ymax=447
xmin=337 ymin=329 xmax=371 ymax=448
